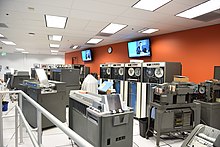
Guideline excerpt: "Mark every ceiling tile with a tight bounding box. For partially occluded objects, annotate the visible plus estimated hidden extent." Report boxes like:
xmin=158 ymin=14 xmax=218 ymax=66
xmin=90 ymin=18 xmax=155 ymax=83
xmin=71 ymin=0 xmax=129 ymax=15
xmin=0 ymin=0 xmax=219 ymax=54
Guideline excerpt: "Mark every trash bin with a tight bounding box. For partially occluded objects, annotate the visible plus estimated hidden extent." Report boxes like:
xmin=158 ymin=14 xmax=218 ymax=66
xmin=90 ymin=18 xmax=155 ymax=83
xmin=139 ymin=118 xmax=147 ymax=138
xmin=139 ymin=118 xmax=154 ymax=138
xmin=2 ymin=101 xmax=9 ymax=111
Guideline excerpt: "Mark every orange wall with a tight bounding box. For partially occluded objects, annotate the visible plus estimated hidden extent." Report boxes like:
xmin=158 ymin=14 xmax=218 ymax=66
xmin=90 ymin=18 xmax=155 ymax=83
xmin=65 ymin=24 xmax=220 ymax=83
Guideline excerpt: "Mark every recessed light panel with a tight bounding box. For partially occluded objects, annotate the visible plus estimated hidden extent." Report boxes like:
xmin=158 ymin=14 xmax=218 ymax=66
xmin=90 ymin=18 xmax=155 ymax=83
xmin=22 ymin=51 xmax=29 ymax=54
xmin=48 ymin=35 xmax=63 ymax=41
xmin=71 ymin=45 xmax=79 ymax=49
xmin=139 ymin=28 xmax=159 ymax=34
xmin=49 ymin=44 xmax=60 ymax=48
xmin=15 ymin=48 xmax=25 ymax=51
xmin=45 ymin=15 xmax=68 ymax=29
xmin=101 ymin=23 xmax=127 ymax=34
xmin=1 ymin=40 xmax=16 ymax=45
xmin=51 ymin=50 xmax=59 ymax=53
xmin=133 ymin=0 xmax=172 ymax=11
xmin=87 ymin=38 xmax=103 ymax=44
xmin=176 ymin=0 xmax=220 ymax=19
xmin=0 ymin=33 xmax=4 ymax=37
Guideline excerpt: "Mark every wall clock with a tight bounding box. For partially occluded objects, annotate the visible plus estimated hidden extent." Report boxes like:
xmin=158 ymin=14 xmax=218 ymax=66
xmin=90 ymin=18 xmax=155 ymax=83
xmin=107 ymin=47 xmax=113 ymax=54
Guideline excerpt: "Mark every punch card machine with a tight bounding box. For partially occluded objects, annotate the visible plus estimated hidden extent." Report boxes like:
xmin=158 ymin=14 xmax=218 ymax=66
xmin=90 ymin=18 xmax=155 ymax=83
xmin=111 ymin=63 xmax=125 ymax=99
xmin=69 ymin=91 xmax=133 ymax=147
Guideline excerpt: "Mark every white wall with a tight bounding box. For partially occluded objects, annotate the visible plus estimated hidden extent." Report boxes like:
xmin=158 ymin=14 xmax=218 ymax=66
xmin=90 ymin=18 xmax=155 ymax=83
xmin=0 ymin=53 xmax=64 ymax=80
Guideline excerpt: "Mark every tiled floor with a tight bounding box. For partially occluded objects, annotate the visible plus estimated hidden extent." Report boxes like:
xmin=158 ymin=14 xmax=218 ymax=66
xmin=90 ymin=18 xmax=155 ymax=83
xmin=2 ymin=101 xmax=184 ymax=147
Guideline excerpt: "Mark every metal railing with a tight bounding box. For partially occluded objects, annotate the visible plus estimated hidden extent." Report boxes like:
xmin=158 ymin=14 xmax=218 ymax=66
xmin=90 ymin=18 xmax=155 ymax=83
xmin=0 ymin=90 xmax=94 ymax=147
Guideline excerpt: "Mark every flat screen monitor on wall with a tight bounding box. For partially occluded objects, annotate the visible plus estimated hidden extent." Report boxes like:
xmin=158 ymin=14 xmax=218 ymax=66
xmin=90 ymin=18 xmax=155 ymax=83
xmin=81 ymin=49 xmax=92 ymax=62
xmin=128 ymin=38 xmax=151 ymax=58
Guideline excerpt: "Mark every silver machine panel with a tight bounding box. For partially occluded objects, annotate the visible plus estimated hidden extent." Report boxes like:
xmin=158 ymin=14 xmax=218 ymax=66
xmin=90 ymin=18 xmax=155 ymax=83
xmin=111 ymin=63 xmax=125 ymax=80
xmin=182 ymin=124 xmax=220 ymax=147
xmin=69 ymin=91 xmax=133 ymax=147
xmin=100 ymin=63 xmax=113 ymax=88
xmin=125 ymin=63 xmax=142 ymax=82
xmin=111 ymin=63 xmax=125 ymax=100
xmin=100 ymin=64 xmax=112 ymax=80
xmin=142 ymin=62 xmax=182 ymax=84
xmin=124 ymin=63 xmax=143 ymax=118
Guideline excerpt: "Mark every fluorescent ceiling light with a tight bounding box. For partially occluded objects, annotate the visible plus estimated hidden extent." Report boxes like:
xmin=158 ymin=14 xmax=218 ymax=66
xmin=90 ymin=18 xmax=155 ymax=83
xmin=176 ymin=0 xmax=220 ymax=19
xmin=51 ymin=53 xmax=58 ymax=55
xmin=87 ymin=38 xmax=103 ymax=44
xmin=45 ymin=15 xmax=68 ymax=29
xmin=0 ymin=34 xmax=4 ymax=37
xmin=71 ymin=45 xmax=79 ymax=49
xmin=1 ymin=40 xmax=16 ymax=45
xmin=51 ymin=50 xmax=59 ymax=53
xmin=22 ymin=51 xmax=29 ymax=54
xmin=49 ymin=44 xmax=60 ymax=48
xmin=48 ymin=35 xmax=63 ymax=41
xmin=139 ymin=28 xmax=159 ymax=34
xmin=15 ymin=48 xmax=25 ymax=51
xmin=101 ymin=23 xmax=127 ymax=34
xmin=133 ymin=0 xmax=172 ymax=11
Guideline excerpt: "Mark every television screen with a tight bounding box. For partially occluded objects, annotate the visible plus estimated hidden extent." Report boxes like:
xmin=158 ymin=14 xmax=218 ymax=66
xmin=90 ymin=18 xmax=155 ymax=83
xmin=128 ymin=38 xmax=151 ymax=58
xmin=81 ymin=49 xmax=92 ymax=61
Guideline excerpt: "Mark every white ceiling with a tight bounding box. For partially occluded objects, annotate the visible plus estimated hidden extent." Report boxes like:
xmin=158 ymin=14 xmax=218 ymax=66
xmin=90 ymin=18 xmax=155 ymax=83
xmin=0 ymin=0 xmax=219 ymax=55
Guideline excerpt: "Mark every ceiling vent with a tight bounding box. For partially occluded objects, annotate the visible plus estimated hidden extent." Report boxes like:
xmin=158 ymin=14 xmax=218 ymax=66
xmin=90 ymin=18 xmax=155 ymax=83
xmin=0 ymin=23 xmax=8 ymax=28
xmin=96 ymin=32 xmax=113 ymax=37
xmin=193 ymin=9 xmax=220 ymax=22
